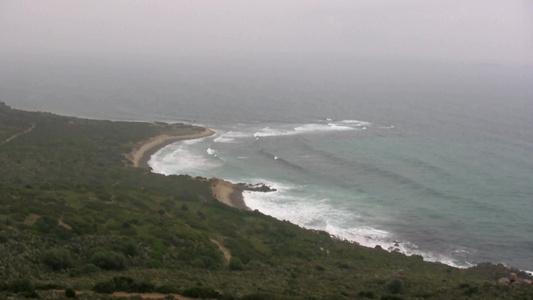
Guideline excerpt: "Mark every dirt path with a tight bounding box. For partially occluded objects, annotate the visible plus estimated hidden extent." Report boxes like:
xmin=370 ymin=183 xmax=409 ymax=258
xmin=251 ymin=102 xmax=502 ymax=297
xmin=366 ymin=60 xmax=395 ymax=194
xmin=0 ymin=123 xmax=35 ymax=145
xmin=49 ymin=290 xmax=199 ymax=300
xmin=210 ymin=238 xmax=232 ymax=262
xmin=110 ymin=292 xmax=197 ymax=299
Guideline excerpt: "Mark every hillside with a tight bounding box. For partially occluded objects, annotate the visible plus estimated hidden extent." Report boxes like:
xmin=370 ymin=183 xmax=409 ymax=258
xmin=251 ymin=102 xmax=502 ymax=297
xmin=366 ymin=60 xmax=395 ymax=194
xmin=0 ymin=102 xmax=531 ymax=299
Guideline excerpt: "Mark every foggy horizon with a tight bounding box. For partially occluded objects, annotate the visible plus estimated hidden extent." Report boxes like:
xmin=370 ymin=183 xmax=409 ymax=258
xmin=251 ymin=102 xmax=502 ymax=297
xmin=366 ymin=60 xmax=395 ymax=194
xmin=1 ymin=0 xmax=531 ymax=66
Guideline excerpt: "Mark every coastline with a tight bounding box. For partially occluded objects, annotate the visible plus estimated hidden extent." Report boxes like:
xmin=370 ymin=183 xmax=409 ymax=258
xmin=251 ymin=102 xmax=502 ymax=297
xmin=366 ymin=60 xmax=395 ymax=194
xmin=210 ymin=178 xmax=249 ymax=210
xmin=127 ymin=127 xmax=252 ymax=210
xmin=127 ymin=128 xmax=215 ymax=169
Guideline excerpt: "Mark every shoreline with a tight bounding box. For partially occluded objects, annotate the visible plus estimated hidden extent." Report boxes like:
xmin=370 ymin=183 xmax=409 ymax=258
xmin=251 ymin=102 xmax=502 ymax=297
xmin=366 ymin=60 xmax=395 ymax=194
xmin=210 ymin=178 xmax=249 ymax=210
xmin=127 ymin=128 xmax=215 ymax=169
xmin=127 ymin=127 xmax=253 ymax=210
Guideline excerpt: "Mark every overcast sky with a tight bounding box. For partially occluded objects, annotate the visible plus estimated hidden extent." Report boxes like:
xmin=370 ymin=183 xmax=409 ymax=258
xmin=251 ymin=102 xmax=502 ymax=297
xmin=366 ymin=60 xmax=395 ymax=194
xmin=0 ymin=0 xmax=531 ymax=65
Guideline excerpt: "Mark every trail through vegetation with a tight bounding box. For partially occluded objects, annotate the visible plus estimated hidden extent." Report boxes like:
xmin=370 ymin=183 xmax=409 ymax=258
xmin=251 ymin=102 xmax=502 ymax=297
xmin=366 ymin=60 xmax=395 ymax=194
xmin=0 ymin=122 xmax=35 ymax=145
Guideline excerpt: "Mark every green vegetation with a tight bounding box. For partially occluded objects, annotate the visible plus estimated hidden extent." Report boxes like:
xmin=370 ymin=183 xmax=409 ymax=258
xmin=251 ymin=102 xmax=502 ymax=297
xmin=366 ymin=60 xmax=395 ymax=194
xmin=0 ymin=102 xmax=532 ymax=299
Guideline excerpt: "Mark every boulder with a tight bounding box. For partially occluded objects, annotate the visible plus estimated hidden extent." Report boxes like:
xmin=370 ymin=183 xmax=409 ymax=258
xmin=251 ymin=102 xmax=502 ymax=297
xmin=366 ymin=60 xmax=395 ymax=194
xmin=498 ymin=277 xmax=511 ymax=284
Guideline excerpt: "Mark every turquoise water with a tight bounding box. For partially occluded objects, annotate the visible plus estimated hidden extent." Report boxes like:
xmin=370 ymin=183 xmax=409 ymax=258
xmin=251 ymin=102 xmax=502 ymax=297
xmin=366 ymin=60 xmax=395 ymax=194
xmin=1 ymin=56 xmax=532 ymax=270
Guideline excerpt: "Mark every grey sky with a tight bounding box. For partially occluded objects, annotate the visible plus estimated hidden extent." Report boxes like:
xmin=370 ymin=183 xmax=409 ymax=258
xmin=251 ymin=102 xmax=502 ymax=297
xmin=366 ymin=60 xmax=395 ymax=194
xmin=0 ymin=0 xmax=531 ymax=65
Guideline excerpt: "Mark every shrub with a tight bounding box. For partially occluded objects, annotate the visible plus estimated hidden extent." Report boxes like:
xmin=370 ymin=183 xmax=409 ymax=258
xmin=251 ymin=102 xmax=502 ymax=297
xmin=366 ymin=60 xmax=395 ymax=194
xmin=192 ymin=256 xmax=219 ymax=270
xmin=91 ymin=251 xmax=126 ymax=270
xmin=81 ymin=263 xmax=100 ymax=274
xmin=228 ymin=257 xmax=243 ymax=271
xmin=93 ymin=281 xmax=116 ymax=294
xmin=0 ymin=231 xmax=8 ymax=243
xmin=358 ymin=290 xmax=377 ymax=299
xmin=0 ymin=281 xmax=7 ymax=291
xmin=112 ymin=276 xmax=136 ymax=292
xmin=121 ymin=240 xmax=140 ymax=257
xmin=380 ymin=295 xmax=405 ymax=300
xmin=134 ymin=281 xmax=155 ymax=293
xmin=181 ymin=286 xmax=219 ymax=298
xmin=34 ymin=283 xmax=62 ymax=290
xmin=241 ymin=293 xmax=276 ymax=300
xmin=387 ymin=279 xmax=404 ymax=294
xmin=33 ymin=215 xmax=57 ymax=234
xmin=41 ymin=248 xmax=73 ymax=271
xmin=155 ymin=285 xmax=180 ymax=294
xmin=65 ymin=288 xmax=76 ymax=298
xmin=9 ymin=278 xmax=34 ymax=293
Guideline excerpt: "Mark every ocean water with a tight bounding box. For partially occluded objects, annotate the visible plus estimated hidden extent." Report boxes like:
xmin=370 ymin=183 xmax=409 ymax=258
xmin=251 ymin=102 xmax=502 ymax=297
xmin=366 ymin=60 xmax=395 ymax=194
xmin=1 ymin=55 xmax=532 ymax=271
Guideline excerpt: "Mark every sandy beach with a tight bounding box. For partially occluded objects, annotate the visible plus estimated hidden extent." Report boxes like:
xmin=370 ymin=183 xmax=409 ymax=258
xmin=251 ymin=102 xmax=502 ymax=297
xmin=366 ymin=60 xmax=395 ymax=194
xmin=127 ymin=128 xmax=215 ymax=169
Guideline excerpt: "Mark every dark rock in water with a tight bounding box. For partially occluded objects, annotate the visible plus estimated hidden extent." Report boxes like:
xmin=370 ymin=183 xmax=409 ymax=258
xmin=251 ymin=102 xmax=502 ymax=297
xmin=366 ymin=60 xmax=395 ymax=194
xmin=237 ymin=182 xmax=277 ymax=192
xmin=388 ymin=246 xmax=401 ymax=252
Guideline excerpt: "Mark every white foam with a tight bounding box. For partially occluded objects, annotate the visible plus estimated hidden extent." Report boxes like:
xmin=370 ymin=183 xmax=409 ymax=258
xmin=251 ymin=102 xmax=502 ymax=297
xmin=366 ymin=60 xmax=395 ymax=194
xmin=207 ymin=147 xmax=216 ymax=155
xmin=242 ymin=181 xmax=474 ymax=269
xmin=295 ymin=123 xmax=353 ymax=133
xmin=149 ymin=142 xmax=219 ymax=175
xmin=253 ymin=127 xmax=292 ymax=137
xmin=214 ymin=131 xmax=250 ymax=143
xmin=253 ymin=122 xmax=358 ymax=138
xmin=340 ymin=119 xmax=372 ymax=127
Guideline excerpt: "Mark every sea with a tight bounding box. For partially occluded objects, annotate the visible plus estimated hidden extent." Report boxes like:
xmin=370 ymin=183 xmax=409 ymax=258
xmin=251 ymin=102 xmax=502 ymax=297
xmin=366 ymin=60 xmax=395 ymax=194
xmin=1 ymin=54 xmax=532 ymax=272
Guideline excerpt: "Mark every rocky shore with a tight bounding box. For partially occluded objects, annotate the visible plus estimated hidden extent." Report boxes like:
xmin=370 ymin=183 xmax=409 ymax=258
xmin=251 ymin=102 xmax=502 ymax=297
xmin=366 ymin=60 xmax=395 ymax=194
xmin=209 ymin=178 xmax=276 ymax=210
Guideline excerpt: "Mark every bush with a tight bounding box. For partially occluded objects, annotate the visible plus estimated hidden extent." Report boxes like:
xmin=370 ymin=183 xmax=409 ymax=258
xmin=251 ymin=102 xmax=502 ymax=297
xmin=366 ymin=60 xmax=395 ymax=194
xmin=155 ymin=285 xmax=180 ymax=294
xmin=65 ymin=288 xmax=76 ymax=298
xmin=358 ymin=290 xmax=377 ymax=299
xmin=0 ymin=231 xmax=8 ymax=243
xmin=9 ymin=278 xmax=34 ymax=294
xmin=112 ymin=276 xmax=136 ymax=292
xmin=121 ymin=240 xmax=140 ymax=257
xmin=192 ymin=256 xmax=219 ymax=270
xmin=228 ymin=257 xmax=243 ymax=271
xmin=91 ymin=251 xmax=126 ymax=270
xmin=41 ymin=248 xmax=73 ymax=271
xmin=134 ymin=281 xmax=155 ymax=293
xmin=387 ymin=279 xmax=404 ymax=294
xmin=33 ymin=216 xmax=57 ymax=234
xmin=241 ymin=293 xmax=276 ymax=300
xmin=34 ymin=283 xmax=63 ymax=290
xmin=93 ymin=281 xmax=116 ymax=294
xmin=81 ymin=263 xmax=100 ymax=274
xmin=181 ymin=286 xmax=219 ymax=298
xmin=380 ymin=295 xmax=405 ymax=300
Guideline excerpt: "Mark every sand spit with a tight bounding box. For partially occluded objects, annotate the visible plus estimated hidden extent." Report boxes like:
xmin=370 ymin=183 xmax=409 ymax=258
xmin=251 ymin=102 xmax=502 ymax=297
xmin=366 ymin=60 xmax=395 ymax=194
xmin=126 ymin=128 xmax=215 ymax=169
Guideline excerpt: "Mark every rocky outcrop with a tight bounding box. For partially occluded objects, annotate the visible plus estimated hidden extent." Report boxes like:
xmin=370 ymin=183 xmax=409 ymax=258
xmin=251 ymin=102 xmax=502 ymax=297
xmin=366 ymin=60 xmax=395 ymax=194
xmin=236 ymin=182 xmax=277 ymax=192
xmin=498 ymin=272 xmax=532 ymax=285
xmin=209 ymin=179 xmax=276 ymax=210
